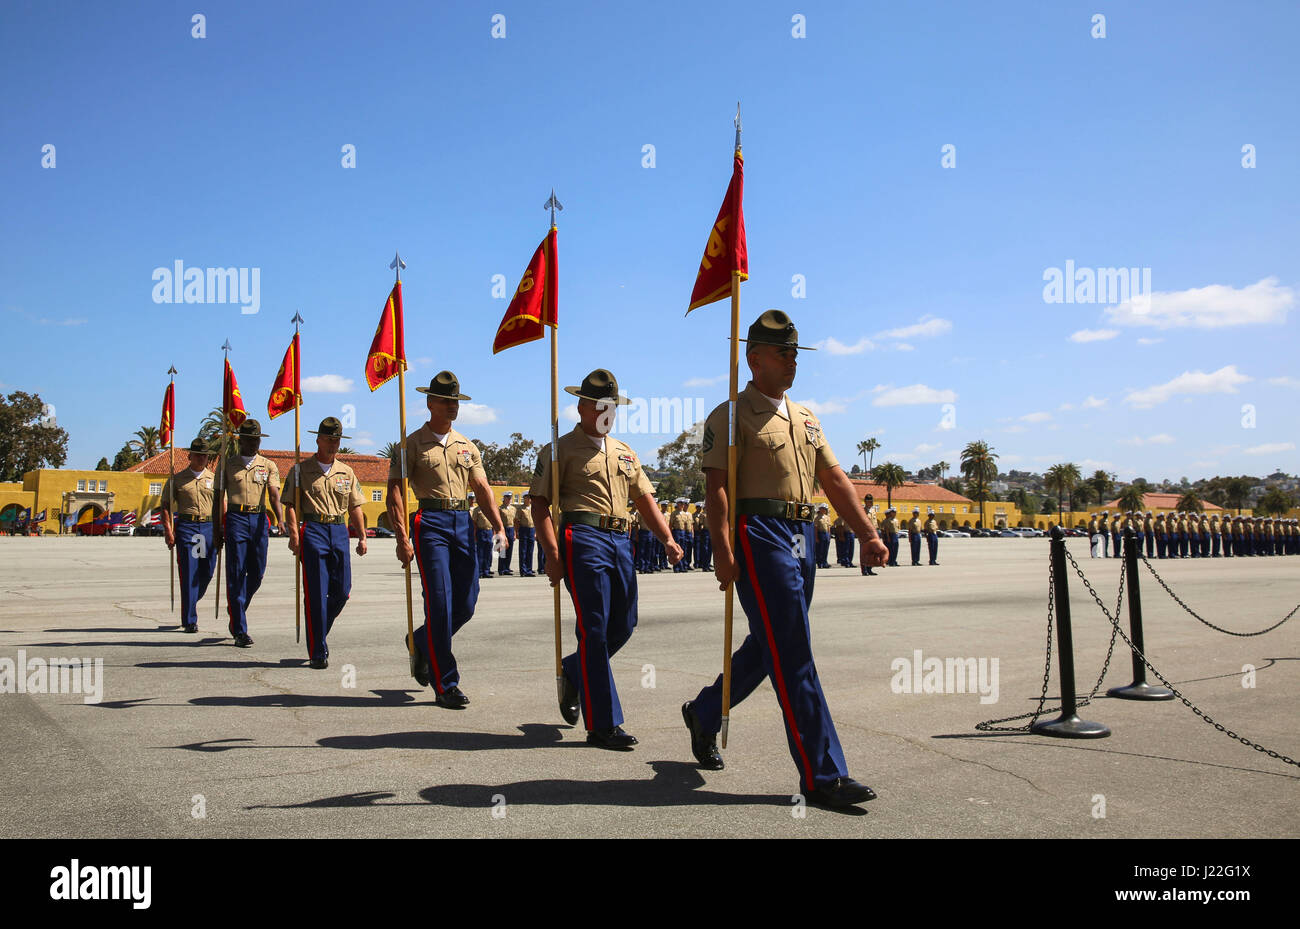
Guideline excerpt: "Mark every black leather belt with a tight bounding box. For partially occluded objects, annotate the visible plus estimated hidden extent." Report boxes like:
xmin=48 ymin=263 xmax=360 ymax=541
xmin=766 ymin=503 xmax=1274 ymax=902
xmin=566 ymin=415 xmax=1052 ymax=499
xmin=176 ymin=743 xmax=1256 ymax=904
xmin=418 ymin=498 xmax=469 ymax=511
xmin=737 ymin=499 xmax=815 ymax=522
xmin=562 ymin=512 xmax=628 ymax=533
xmin=174 ymin=514 xmax=207 ymax=523
xmin=230 ymin=503 xmax=264 ymax=514
xmin=301 ymin=514 xmax=345 ymax=525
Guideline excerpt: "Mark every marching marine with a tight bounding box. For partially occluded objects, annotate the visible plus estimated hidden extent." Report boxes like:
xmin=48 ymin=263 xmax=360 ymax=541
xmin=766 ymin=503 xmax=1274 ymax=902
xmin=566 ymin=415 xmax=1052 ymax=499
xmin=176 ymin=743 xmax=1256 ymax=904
xmin=215 ymin=419 xmax=282 ymax=648
xmin=161 ymin=438 xmax=216 ymax=634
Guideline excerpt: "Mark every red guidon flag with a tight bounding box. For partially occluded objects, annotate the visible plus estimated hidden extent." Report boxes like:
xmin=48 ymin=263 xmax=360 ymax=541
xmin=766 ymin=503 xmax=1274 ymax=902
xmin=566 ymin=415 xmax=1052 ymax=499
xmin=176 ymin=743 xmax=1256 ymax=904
xmin=223 ymin=358 xmax=247 ymax=430
xmin=160 ymin=381 xmax=175 ymax=448
xmin=366 ymin=281 xmax=407 ymax=390
xmin=687 ymin=151 xmax=748 ymax=313
xmin=493 ymin=227 xmax=558 ymax=353
xmin=267 ymin=332 xmax=301 ymax=420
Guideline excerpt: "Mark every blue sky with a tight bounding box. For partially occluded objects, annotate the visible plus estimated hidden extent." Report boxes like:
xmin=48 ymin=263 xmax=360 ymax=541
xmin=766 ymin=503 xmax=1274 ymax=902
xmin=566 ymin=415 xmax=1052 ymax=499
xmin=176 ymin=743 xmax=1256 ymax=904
xmin=2 ymin=0 xmax=1297 ymax=481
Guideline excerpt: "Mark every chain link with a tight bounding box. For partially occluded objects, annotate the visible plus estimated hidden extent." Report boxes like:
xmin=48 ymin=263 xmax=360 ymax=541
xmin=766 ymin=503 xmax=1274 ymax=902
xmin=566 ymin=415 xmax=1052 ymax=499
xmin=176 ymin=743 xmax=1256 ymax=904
xmin=1139 ymin=553 xmax=1298 ymax=636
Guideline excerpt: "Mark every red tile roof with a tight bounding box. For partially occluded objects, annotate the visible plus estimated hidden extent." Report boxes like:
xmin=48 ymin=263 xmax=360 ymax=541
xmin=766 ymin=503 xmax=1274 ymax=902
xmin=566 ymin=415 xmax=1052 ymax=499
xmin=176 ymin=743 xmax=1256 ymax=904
xmin=1101 ymin=492 xmax=1223 ymax=511
xmin=847 ymin=479 xmax=973 ymax=504
xmin=129 ymin=449 xmax=392 ymax=484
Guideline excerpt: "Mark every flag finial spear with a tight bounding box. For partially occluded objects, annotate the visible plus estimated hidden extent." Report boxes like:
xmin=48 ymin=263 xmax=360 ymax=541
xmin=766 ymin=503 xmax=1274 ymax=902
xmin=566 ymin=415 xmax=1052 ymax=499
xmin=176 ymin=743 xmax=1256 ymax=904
xmin=390 ymin=251 xmax=406 ymax=283
xmin=221 ymin=339 xmax=232 ymax=355
xmin=291 ymin=310 xmax=304 ymax=328
xmin=167 ymin=365 xmax=177 ymax=376
xmin=544 ymin=188 xmax=563 ymax=228
xmin=734 ymin=102 xmax=742 ymax=154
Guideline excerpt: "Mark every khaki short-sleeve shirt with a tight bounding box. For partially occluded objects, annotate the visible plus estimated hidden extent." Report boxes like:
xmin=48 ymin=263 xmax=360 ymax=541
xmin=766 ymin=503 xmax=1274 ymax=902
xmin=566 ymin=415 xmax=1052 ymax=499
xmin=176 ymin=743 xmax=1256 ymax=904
xmin=529 ymin=425 xmax=654 ymax=515
xmin=390 ymin=424 xmax=486 ymax=501
xmin=471 ymin=506 xmax=492 ymax=530
xmin=515 ymin=506 xmax=534 ymax=530
xmin=162 ymin=469 xmax=215 ymax=519
xmin=223 ymin=454 xmax=281 ymax=507
xmin=700 ymin=383 xmax=838 ymax=502
xmin=282 ymin=457 xmax=363 ymax=518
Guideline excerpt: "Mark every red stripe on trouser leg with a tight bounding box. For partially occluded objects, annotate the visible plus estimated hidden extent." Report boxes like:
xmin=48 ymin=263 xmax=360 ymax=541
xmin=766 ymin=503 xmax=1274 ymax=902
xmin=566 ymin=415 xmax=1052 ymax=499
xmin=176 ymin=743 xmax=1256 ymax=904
xmin=299 ymin=525 xmax=315 ymax=657
xmin=738 ymin=515 xmax=816 ymax=793
xmin=565 ymin=524 xmax=595 ymax=728
xmin=412 ymin=512 xmax=443 ymax=693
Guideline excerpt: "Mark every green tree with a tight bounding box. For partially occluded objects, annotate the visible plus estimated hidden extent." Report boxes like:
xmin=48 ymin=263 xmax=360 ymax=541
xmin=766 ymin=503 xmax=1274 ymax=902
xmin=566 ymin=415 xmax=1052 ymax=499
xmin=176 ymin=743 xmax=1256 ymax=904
xmin=1225 ymin=476 xmax=1253 ymax=514
xmin=653 ymin=424 xmax=706 ymax=503
xmin=112 ymin=443 xmax=141 ymax=471
xmin=1254 ymin=487 xmax=1295 ymax=517
xmin=1118 ymin=485 xmax=1146 ymax=513
xmin=1087 ymin=470 xmax=1115 ymax=509
xmin=1176 ymin=491 xmax=1203 ymax=513
xmin=871 ymin=462 xmax=907 ymax=509
xmin=473 ymin=432 xmax=541 ymax=486
xmin=377 ymin=440 xmax=402 ymax=460
xmin=0 ymin=391 xmax=69 ymax=482
xmin=960 ymin=441 xmax=998 ymax=529
xmin=128 ymin=425 xmax=161 ymax=459
xmin=338 ymin=446 xmax=356 ymax=455
xmin=857 ymin=437 xmax=880 ymax=472
xmin=95 ymin=457 xmax=111 ymax=471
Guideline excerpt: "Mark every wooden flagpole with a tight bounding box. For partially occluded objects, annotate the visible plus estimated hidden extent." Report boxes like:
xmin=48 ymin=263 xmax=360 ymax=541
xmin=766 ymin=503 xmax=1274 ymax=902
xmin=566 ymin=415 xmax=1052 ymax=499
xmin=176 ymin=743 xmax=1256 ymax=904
xmin=392 ymin=253 xmax=418 ymax=678
xmin=720 ymin=107 xmax=742 ymax=749
xmin=215 ymin=340 xmax=231 ymax=620
xmin=291 ymin=313 xmax=304 ymax=644
xmin=167 ymin=365 xmax=177 ymax=613
xmin=545 ymin=191 xmax=564 ymax=702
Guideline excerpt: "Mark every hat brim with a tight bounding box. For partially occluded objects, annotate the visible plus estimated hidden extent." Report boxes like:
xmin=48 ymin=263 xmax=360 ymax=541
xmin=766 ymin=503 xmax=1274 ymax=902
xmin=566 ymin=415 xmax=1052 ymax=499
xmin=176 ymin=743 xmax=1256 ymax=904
xmin=308 ymin=430 xmax=353 ymax=439
xmin=739 ymin=338 xmax=818 ymax=351
xmin=416 ymin=387 xmax=472 ymax=401
xmin=237 ymin=431 xmax=270 ymax=438
xmin=563 ymin=385 xmax=631 ymax=405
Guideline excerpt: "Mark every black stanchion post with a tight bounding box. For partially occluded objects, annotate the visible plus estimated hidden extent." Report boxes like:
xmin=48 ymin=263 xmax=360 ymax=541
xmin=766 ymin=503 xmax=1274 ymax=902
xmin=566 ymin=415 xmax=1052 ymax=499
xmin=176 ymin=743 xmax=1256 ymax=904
xmin=1031 ymin=526 xmax=1111 ymax=738
xmin=1108 ymin=527 xmax=1175 ymax=700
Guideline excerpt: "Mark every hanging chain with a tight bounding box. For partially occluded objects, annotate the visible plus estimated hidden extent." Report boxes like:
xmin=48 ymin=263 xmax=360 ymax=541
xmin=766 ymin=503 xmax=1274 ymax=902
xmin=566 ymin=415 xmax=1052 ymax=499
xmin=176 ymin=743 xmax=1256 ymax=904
xmin=1138 ymin=553 xmax=1297 ymax=636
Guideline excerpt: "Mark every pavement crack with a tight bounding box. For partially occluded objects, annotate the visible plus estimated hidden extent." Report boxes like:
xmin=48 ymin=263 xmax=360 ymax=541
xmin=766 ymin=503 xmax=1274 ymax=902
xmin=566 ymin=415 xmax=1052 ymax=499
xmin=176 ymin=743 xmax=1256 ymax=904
xmin=841 ymin=721 xmax=1049 ymax=794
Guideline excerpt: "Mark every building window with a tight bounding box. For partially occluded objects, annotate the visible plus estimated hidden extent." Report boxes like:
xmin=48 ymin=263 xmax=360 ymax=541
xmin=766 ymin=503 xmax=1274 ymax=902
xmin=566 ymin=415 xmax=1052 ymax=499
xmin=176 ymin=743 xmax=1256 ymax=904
xmin=98 ymin=480 xmax=108 ymax=492
xmin=372 ymin=490 xmax=383 ymax=502
xmin=77 ymin=479 xmax=86 ymax=491
xmin=149 ymin=482 xmax=163 ymax=496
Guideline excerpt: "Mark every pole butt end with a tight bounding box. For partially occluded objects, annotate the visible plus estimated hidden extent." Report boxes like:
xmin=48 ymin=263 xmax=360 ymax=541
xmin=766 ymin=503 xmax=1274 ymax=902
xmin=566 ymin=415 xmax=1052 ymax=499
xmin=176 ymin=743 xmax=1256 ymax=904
xmin=720 ymin=716 xmax=729 ymax=749
xmin=556 ymin=675 xmax=565 ymax=704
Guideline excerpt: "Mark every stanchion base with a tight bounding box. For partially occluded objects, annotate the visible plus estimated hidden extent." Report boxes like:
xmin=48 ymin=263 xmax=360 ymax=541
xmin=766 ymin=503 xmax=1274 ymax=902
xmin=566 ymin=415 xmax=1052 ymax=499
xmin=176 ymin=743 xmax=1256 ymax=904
xmin=1030 ymin=714 xmax=1111 ymax=738
xmin=1107 ymin=681 xmax=1175 ymax=701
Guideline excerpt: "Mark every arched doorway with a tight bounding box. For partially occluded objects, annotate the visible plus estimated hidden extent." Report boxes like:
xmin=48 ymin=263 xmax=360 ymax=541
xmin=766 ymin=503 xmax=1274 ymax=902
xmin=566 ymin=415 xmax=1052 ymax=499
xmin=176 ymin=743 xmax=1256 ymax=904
xmin=377 ymin=512 xmax=391 ymax=530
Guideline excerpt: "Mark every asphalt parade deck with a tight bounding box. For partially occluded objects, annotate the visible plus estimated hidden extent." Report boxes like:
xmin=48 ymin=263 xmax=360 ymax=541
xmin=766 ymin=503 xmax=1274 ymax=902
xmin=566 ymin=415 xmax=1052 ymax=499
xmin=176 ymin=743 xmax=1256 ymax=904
xmin=1 ymin=535 xmax=1296 ymax=839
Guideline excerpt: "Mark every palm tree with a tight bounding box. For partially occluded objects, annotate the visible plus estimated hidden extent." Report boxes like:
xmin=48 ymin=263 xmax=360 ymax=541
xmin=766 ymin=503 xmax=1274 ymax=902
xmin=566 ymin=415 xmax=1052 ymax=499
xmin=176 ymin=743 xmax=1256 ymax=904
xmin=128 ymin=425 xmax=161 ymax=459
xmin=1176 ymin=491 xmax=1203 ymax=513
xmin=378 ymin=441 xmax=402 ymax=460
xmin=1118 ymin=485 xmax=1145 ymax=513
xmin=198 ymin=407 xmax=236 ymax=457
xmin=1225 ymin=476 xmax=1252 ymax=514
xmin=871 ymin=462 xmax=906 ymax=509
xmin=937 ymin=460 xmax=950 ymax=483
xmin=1087 ymin=470 xmax=1115 ymax=510
xmin=858 ymin=438 xmax=880 ymax=472
xmin=1044 ymin=464 xmax=1067 ymax=525
xmin=960 ymin=441 xmax=998 ymax=529
xmin=1061 ymin=463 xmax=1082 ymax=514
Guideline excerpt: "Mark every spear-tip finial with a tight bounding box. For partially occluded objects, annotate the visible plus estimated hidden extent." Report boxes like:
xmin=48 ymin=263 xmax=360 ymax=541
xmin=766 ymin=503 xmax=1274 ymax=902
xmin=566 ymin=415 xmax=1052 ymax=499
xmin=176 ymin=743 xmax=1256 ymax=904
xmin=545 ymin=188 xmax=563 ymax=227
xmin=221 ymin=339 xmax=232 ymax=354
xmin=167 ymin=365 xmax=177 ymax=376
xmin=390 ymin=251 xmax=406 ymax=282
xmin=734 ymin=102 xmax=742 ymax=153
xmin=291 ymin=311 xmax=304 ymax=328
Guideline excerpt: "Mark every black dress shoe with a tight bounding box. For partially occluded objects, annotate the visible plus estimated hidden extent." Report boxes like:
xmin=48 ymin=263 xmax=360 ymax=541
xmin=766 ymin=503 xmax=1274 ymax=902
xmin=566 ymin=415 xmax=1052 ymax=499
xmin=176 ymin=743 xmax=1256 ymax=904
xmin=682 ymin=702 xmax=724 ymax=770
xmin=403 ymin=633 xmax=430 ymax=687
xmin=559 ymin=675 xmax=579 ymax=725
xmin=233 ymin=633 xmax=253 ymax=648
xmin=309 ymin=657 xmax=329 ymax=670
xmin=435 ymin=686 xmax=470 ymax=709
xmin=807 ymin=777 xmax=877 ymax=808
xmin=587 ymin=726 xmax=637 ymax=750
xmin=182 ymin=623 xmax=198 ymax=634
xmin=862 ymin=568 xmax=875 ymax=576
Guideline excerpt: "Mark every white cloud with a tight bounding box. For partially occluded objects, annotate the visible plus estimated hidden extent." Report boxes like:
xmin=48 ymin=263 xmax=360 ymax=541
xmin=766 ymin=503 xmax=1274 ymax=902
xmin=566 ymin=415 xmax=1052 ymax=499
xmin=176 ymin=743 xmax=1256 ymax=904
xmin=351 ymin=430 xmax=376 ymax=449
xmin=1058 ymin=402 xmax=1074 ymax=411
xmin=1077 ymin=458 xmax=1117 ymax=472
xmin=1136 ymin=337 xmax=1163 ymax=346
xmin=871 ymin=384 xmax=957 ymax=407
xmin=1105 ymin=276 xmax=1294 ymax=329
xmin=1243 ymin=442 xmax=1295 ymax=455
xmin=914 ymin=442 xmax=942 ymax=454
xmin=797 ymin=398 xmax=846 ymax=415
xmin=874 ymin=316 xmax=953 ymax=340
xmin=893 ymin=342 xmax=915 ymax=352
xmin=816 ymin=336 xmax=875 ymax=355
xmin=684 ymin=374 xmax=727 ymax=388
xmin=302 ymin=374 xmax=354 ymax=393
xmin=1020 ymin=412 xmax=1051 ymax=423
xmin=1189 ymin=460 xmax=1217 ymax=469
xmin=414 ymin=356 xmax=433 ymax=367
xmin=1002 ymin=425 xmax=1027 ymax=433
xmin=1120 ymin=433 xmax=1175 ymax=446
xmin=1082 ymin=395 xmax=1107 ymax=409
xmin=1123 ymin=365 xmax=1251 ymax=409
xmin=562 ymin=403 xmax=579 ymax=423
xmin=1268 ymin=376 xmax=1300 ymax=389
xmin=457 ymin=402 xmax=498 ymax=425
xmin=1069 ymin=328 xmax=1119 ymax=343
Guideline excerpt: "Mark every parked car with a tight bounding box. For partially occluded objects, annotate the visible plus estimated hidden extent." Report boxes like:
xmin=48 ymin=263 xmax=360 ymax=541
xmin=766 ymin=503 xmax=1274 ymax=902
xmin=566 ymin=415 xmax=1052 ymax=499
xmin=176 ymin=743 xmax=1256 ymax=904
xmin=939 ymin=530 xmax=964 ymax=538
xmin=365 ymin=527 xmax=395 ymax=539
xmin=998 ymin=529 xmax=1020 ymax=538
xmin=110 ymin=525 xmax=136 ymax=536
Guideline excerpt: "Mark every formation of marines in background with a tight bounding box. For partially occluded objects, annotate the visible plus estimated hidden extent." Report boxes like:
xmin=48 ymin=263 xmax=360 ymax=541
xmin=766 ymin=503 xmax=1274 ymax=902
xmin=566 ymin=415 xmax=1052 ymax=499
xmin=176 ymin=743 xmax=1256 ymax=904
xmin=1087 ymin=510 xmax=1299 ymax=560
